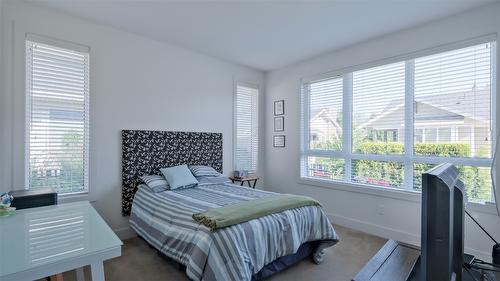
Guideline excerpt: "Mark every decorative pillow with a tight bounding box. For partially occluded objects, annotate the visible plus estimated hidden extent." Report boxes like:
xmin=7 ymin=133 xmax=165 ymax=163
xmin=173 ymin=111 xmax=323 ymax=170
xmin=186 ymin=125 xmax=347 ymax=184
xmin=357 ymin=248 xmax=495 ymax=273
xmin=161 ymin=165 xmax=199 ymax=190
xmin=189 ymin=165 xmax=221 ymax=177
xmin=196 ymin=175 xmax=230 ymax=185
xmin=140 ymin=175 xmax=169 ymax=193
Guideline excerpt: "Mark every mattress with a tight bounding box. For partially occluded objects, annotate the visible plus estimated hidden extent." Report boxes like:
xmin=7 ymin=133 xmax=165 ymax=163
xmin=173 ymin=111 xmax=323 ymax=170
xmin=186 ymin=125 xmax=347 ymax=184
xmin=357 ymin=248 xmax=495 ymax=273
xmin=129 ymin=183 xmax=339 ymax=281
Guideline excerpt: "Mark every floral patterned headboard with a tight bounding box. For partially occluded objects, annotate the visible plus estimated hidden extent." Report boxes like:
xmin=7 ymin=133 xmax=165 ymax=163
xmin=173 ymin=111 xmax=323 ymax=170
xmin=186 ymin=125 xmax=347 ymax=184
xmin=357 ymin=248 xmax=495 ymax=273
xmin=121 ymin=130 xmax=223 ymax=215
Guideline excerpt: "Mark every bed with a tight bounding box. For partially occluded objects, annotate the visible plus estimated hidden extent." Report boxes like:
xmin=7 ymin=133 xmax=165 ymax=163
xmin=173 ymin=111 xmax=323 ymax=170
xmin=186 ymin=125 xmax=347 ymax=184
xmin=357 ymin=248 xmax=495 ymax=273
xmin=122 ymin=130 xmax=339 ymax=281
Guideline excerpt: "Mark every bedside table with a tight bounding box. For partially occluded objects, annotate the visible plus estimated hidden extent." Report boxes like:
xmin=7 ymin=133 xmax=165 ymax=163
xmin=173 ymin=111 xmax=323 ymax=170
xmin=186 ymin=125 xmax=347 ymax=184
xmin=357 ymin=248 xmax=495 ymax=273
xmin=229 ymin=176 xmax=260 ymax=188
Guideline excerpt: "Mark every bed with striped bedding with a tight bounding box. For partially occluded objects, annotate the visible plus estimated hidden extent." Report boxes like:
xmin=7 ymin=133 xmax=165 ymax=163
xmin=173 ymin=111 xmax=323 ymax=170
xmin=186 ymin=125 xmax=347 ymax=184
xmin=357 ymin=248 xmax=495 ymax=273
xmin=129 ymin=182 xmax=339 ymax=281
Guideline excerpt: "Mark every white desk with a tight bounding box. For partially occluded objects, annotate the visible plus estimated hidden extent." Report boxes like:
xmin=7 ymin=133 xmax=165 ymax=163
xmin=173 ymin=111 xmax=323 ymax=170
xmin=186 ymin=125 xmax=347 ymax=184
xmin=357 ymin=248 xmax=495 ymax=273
xmin=0 ymin=201 xmax=122 ymax=281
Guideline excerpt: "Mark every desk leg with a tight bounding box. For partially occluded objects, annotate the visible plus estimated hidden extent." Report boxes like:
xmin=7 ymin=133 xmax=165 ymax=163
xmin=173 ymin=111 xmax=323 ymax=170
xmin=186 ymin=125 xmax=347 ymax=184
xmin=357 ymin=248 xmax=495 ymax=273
xmin=252 ymin=180 xmax=257 ymax=189
xmin=247 ymin=181 xmax=252 ymax=188
xmin=240 ymin=181 xmax=244 ymax=186
xmin=76 ymin=267 xmax=85 ymax=281
xmin=90 ymin=262 xmax=104 ymax=281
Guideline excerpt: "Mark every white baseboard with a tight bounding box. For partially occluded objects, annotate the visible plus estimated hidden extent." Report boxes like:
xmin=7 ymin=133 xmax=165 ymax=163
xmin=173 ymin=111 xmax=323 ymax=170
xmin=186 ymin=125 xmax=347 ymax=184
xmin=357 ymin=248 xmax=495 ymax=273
xmin=328 ymin=213 xmax=492 ymax=262
xmin=465 ymin=248 xmax=492 ymax=263
xmin=328 ymin=213 xmax=420 ymax=245
xmin=114 ymin=226 xmax=137 ymax=240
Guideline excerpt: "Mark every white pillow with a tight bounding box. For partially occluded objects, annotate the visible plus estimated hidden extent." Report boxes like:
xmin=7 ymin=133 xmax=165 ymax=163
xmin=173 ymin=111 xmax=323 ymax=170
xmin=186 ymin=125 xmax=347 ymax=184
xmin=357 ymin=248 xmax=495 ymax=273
xmin=160 ymin=165 xmax=198 ymax=190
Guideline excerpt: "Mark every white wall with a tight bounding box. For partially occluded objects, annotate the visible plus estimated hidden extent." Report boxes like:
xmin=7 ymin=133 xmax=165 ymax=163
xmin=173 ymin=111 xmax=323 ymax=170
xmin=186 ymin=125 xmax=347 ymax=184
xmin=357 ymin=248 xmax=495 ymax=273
xmin=0 ymin=0 xmax=6 ymax=192
xmin=265 ymin=2 xmax=500 ymax=261
xmin=0 ymin=1 xmax=265 ymax=238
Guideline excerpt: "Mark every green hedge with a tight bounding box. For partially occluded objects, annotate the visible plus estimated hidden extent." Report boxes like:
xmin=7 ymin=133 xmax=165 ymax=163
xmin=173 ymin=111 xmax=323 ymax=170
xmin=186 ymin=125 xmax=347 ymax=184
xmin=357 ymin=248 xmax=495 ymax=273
xmin=353 ymin=159 xmax=404 ymax=188
xmin=354 ymin=142 xmax=404 ymax=154
xmin=414 ymin=143 xmax=470 ymax=157
xmin=353 ymin=142 xmax=470 ymax=157
xmin=311 ymin=142 xmax=491 ymax=202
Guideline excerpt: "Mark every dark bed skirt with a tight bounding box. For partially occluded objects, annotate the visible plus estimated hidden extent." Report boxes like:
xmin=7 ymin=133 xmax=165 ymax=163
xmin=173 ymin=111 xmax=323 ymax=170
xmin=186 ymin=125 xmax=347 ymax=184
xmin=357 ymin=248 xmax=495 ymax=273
xmin=252 ymin=241 xmax=320 ymax=280
xmin=138 ymin=235 xmax=319 ymax=280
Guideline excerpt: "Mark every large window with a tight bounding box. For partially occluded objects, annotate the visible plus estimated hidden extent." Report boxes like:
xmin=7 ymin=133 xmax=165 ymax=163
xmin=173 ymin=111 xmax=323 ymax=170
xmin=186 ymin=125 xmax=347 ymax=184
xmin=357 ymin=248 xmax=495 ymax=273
xmin=301 ymin=39 xmax=496 ymax=203
xmin=26 ymin=36 xmax=90 ymax=194
xmin=235 ymin=83 xmax=259 ymax=173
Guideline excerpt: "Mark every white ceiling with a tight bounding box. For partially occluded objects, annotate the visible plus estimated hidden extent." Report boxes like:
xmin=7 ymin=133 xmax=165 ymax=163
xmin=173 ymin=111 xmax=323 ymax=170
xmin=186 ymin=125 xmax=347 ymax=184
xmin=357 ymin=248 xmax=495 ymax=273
xmin=27 ymin=0 xmax=497 ymax=71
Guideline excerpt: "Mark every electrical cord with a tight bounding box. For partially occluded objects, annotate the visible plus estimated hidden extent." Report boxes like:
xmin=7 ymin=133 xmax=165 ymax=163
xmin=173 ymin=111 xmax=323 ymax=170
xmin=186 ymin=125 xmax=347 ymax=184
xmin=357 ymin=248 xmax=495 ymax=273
xmin=471 ymin=264 xmax=500 ymax=273
xmin=491 ymin=130 xmax=500 ymax=218
xmin=482 ymin=273 xmax=493 ymax=281
xmin=475 ymin=259 xmax=500 ymax=269
xmin=465 ymin=260 xmax=498 ymax=281
xmin=463 ymin=264 xmax=480 ymax=281
xmin=472 ymin=258 xmax=500 ymax=273
xmin=465 ymin=210 xmax=499 ymax=245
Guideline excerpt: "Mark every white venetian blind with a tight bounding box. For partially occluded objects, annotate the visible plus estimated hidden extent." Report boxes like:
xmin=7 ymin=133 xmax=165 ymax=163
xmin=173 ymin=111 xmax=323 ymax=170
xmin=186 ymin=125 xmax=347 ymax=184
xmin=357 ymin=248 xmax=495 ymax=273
xmin=308 ymin=77 xmax=343 ymax=151
xmin=235 ymin=84 xmax=259 ymax=173
xmin=352 ymin=61 xmax=406 ymax=154
xmin=414 ymin=42 xmax=493 ymax=158
xmin=26 ymin=37 xmax=90 ymax=194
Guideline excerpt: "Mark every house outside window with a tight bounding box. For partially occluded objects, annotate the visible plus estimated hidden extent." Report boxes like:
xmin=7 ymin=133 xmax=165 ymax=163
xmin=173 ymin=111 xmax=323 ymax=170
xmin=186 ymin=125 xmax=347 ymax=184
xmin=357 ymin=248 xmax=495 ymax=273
xmin=301 ymin=38 xmax=496 ymax=203
xmin=368 ymin=129 xmax=398 ymax=142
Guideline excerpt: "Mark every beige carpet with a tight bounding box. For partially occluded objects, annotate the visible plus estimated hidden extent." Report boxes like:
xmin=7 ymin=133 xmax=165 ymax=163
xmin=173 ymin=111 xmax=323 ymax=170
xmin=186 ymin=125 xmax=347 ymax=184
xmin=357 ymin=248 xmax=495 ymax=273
xmin=61 ymin=225 xmax=386 ymax=281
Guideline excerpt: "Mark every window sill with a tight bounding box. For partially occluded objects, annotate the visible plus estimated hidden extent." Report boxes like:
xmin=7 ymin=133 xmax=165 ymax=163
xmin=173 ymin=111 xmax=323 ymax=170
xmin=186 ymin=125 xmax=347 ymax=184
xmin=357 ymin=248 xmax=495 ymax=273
xmin=297 ymin=177 xmax=498 ymax=215
xmin=58 ymin=191 xmax=92 ymax=204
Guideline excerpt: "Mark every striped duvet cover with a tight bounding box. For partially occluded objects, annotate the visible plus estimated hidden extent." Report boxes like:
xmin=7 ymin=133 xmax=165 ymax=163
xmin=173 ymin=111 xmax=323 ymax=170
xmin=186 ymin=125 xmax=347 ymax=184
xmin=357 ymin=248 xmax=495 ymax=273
xmin=129 ymin=183 xmax=339 ymax=281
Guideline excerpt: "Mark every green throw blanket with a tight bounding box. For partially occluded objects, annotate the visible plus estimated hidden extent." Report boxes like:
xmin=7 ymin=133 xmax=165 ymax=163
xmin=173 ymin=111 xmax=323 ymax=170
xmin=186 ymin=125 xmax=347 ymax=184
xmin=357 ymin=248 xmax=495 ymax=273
xmin=192 ymin=194 xmax=321 ymax=231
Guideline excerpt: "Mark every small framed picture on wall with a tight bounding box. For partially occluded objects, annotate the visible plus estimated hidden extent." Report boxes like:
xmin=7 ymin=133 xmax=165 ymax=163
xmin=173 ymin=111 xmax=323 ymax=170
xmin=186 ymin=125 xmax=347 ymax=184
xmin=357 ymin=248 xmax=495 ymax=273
xmin=274 ymin=117 xmax=284 ymax=132
xmin=273 ymin=135 xmax=285 ymax=148
xmin=274 ymin=100 xmax=284 ymax=116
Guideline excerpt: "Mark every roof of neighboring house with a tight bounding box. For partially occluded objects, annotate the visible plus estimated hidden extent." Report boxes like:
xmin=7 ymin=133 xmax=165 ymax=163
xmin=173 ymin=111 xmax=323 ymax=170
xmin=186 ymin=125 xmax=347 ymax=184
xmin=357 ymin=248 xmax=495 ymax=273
xmin=358 ymin=87 xmax=490 ymax=128
xmin=310 ymin=108 xmax=342 ymax=133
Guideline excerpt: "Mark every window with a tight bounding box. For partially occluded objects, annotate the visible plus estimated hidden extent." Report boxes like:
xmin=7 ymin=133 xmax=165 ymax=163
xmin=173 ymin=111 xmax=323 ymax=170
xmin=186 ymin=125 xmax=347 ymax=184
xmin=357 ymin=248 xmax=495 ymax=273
xmin=301 ymin=39 xmax=496 ymax=203
xmin=353 ymin=62 xmax=406 ymax=154
xmin=308 ymin=77 xmax=343 ymax=151
xmin=235 ymin=84 xmax=259 ymax=173
xmin=26 ymin=36 xmax=90 ymax=194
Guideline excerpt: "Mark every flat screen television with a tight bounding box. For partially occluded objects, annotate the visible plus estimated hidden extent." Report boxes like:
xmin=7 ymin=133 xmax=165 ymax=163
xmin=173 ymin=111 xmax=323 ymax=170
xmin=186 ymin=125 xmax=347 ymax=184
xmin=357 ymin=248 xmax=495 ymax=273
xmin=407 ymin=163 xmax=466 ymax=281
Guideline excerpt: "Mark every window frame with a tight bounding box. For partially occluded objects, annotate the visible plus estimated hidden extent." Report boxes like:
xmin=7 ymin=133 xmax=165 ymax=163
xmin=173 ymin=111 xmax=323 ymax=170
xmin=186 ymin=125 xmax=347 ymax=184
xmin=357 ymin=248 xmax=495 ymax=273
xmin=233 ymin=81 xmax=260 ymax=174
xmin=25 ymin=34 xmax=90 ymax=196
xmin=300 ymin=35 xmax=497 ymax=204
